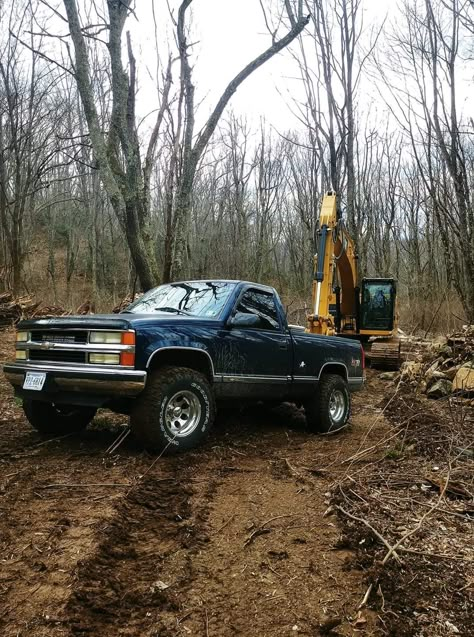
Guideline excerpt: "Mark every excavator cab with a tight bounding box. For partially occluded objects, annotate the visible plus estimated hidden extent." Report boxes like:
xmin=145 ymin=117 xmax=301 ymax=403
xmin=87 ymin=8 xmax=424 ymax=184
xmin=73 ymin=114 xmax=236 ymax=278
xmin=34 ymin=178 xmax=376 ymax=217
xmin=360 ymin=278 xmax=397 ymax=332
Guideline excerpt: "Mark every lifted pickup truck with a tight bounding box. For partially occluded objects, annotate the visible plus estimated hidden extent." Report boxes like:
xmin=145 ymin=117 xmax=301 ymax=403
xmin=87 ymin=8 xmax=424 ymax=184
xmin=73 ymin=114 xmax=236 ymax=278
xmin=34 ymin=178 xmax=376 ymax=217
xmin=4 ymin=280 xmax=365 ymax=453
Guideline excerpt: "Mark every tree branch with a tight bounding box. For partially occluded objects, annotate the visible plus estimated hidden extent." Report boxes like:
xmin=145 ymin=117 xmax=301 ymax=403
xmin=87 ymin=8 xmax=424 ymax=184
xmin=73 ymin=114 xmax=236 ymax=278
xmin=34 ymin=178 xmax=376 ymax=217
xmin=9 ymin=30 xmax=74 ymax=76
xmin=191 ymin=13 xmax=311 ymax=172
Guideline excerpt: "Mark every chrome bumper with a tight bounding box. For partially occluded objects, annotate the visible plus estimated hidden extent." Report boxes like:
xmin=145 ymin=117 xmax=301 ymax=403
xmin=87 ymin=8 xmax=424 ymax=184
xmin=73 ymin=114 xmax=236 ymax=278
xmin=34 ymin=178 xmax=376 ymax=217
xmin=3 ymin=362 xmax=146 ymax=397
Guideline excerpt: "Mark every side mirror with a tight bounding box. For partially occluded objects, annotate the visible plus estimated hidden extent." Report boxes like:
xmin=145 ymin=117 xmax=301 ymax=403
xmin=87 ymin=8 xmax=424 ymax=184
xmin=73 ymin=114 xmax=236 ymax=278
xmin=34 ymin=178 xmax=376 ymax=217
xmin=228 ymin=312 xmax=261 ymax=328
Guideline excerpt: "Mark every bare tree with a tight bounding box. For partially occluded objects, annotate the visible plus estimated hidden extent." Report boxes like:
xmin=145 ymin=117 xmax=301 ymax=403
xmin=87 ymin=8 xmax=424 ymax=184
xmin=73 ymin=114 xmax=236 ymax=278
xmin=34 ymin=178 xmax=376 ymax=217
xmin=379 ymin=0 xmax=474 ymax=320
xmin=61 ymin=0 xmax=172 ymax=291
xmin=295 ymin=1 xmax=366 ymax=227
xmin=170 ymin=0 xmax=310 ymax=279
xmin=0 ymin=2 xmax=66 ymax=293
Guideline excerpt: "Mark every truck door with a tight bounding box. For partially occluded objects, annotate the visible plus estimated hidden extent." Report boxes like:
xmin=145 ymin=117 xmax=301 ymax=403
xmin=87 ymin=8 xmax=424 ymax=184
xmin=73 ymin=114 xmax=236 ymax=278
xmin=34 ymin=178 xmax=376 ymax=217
xmin=216 ymin=288 xmax=291 ymax=397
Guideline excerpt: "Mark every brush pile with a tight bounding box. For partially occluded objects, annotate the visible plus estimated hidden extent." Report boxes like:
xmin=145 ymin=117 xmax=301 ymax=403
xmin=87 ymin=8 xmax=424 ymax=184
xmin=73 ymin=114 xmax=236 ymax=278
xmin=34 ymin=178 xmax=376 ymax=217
xmin=395 ymin=325 xmax=474 ymax=397
xmin=112 ymin=293 xmax=143 ymax=314
xmin=0 ymin=292 xmax=68 ymax=328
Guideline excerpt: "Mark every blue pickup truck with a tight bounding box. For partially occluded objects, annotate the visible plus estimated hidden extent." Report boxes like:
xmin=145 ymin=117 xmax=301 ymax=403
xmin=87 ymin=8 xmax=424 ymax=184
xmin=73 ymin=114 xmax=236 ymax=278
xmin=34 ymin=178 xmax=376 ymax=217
xmin=4 ymin=280 xmax=364 ymax=452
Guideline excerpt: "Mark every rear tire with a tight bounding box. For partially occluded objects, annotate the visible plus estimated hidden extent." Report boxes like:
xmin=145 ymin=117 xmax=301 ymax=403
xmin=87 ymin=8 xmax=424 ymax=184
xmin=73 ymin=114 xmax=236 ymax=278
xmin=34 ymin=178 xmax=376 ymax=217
xmin=130 ymin=366 xmax=215 ymax=454
xmin=23 ymin=400 xmax=96 ymax=435
xmin=304 ymin=374 xmax=351 ymax=434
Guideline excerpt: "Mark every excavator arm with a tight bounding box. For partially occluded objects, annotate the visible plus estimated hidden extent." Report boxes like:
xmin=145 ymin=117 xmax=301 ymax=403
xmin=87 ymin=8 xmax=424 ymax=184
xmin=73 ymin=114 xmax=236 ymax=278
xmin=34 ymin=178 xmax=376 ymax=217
xmin=307 ymin=192 xmax=358 ymax=334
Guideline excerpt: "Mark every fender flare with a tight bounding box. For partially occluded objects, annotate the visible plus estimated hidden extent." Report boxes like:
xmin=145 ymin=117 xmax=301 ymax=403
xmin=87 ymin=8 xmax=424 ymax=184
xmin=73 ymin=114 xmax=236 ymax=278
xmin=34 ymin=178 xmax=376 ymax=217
xmin=146 ymin=346 xmax=215 ymax=377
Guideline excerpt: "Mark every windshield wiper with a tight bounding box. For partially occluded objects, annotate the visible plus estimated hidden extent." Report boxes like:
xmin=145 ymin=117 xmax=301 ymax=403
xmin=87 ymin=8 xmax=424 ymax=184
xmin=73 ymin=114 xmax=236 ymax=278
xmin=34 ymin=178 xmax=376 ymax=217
xmin=154 ymin=306 xmax=191 ymax=316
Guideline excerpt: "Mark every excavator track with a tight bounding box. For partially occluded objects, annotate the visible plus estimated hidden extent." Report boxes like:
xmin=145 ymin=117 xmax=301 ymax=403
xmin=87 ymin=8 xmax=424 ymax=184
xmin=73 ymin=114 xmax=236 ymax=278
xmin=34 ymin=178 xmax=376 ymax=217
xmin=369 ymin=339 xmax=401 ymax=370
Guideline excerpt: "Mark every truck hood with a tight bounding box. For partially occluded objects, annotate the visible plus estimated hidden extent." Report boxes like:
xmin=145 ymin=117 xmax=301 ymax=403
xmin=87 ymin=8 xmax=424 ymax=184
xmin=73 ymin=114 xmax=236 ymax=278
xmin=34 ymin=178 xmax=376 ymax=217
xmin=18 ymin=313 xmax=219 ymax=331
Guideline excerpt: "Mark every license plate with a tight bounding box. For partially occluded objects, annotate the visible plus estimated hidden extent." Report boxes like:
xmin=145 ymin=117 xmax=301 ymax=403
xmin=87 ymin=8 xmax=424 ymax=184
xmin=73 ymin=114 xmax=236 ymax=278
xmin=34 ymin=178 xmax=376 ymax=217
xmin=23 ymin=372 xmax=46 ymax=391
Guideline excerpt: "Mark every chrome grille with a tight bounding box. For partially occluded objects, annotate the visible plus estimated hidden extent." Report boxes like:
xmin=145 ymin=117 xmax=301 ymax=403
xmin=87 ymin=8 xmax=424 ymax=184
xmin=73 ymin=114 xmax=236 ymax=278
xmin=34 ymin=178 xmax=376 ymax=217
xmin=29 ymin=350 xmax=87 ymax=364
xmin=30 ymin=330 xmax=88 ymax=344
xmin=19 ymin=328 xmax=135 ymax=368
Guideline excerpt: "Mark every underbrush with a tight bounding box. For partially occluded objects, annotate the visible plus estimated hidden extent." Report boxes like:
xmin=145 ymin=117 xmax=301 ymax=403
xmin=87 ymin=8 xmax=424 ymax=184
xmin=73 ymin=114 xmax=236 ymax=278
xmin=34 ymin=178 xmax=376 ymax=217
xmin=332 ymin=379 xmax=474 ymax=636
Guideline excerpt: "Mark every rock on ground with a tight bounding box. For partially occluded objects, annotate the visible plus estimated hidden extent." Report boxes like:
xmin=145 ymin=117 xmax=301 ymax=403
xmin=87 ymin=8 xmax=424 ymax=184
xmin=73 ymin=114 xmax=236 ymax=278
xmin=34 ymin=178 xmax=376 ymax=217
xmin=453 ymin=365 xmax=474 ymax=392
xmin=379 ymin=371 xmax=399 ymax=381
xmin=427 ymin=378 xmax=452 ymax=398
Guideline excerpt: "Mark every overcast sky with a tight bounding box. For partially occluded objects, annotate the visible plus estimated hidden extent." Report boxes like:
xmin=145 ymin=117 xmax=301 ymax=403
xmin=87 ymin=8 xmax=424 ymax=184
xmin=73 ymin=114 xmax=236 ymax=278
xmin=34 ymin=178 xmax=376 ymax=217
xmin=131 ymin=0 xmax=394 ymax=131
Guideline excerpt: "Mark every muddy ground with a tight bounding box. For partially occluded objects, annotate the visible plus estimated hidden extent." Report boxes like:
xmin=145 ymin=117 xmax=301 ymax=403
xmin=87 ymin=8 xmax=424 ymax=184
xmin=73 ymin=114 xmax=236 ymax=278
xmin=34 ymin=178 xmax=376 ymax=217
xmin=0 ymin=335 xmax=472 ymax=636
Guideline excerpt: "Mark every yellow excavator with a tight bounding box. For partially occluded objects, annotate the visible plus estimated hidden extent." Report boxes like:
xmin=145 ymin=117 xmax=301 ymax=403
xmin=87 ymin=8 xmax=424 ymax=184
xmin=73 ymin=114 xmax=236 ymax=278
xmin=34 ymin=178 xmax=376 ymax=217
xmin=306 ymin=191 xmax=401 ymax=369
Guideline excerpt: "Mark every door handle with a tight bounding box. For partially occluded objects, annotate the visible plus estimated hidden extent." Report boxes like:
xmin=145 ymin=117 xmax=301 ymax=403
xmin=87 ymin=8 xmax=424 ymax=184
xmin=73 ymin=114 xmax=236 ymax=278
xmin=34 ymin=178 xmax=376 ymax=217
xmin=279 ymin=343 xmax=288 ymax=350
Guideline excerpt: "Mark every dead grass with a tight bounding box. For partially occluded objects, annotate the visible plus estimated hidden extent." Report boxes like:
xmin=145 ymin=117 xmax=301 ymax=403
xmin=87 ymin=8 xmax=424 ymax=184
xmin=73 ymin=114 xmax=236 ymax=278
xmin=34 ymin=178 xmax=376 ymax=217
xmin=398 ymin=291 xmax=467 ymax=337
xmin=19 ymin=240 xmax=132 ymax=313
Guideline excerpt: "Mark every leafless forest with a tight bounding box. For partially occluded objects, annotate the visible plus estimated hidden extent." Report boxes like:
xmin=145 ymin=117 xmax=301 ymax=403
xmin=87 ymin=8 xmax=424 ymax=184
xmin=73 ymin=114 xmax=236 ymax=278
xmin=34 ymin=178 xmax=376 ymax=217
xmin=0 ymin=4 xmax=473 ymax=636
xmin=0 ymin=0 xmax=473 ymax=330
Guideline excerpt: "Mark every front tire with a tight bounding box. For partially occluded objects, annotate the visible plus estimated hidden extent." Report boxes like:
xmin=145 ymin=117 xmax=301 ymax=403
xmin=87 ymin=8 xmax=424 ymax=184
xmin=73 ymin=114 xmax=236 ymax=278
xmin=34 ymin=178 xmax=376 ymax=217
xmin=130 ymin=366 xmax=215 ymax=454
xmin=23 ymin=400 xmax=96 ymax=435
xmin=304 ymin=374 xmax=351 ymax=434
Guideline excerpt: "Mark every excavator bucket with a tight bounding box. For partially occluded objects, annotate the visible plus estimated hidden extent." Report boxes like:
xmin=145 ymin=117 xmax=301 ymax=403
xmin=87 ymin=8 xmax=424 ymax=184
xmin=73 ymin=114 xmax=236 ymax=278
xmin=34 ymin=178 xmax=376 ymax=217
xmin=369 ymin=339 xmax=402 ymax=370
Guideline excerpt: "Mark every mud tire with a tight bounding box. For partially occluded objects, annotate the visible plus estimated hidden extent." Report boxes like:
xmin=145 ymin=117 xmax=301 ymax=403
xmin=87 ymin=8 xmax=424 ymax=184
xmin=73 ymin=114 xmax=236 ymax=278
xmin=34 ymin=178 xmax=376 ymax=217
xmin=23 ymin=400 xmax=96 ymax=435
xmin=130 ymin=366 xmax=215 ymax=454
xmin=304 ymin=374 xmax=351 ymax=434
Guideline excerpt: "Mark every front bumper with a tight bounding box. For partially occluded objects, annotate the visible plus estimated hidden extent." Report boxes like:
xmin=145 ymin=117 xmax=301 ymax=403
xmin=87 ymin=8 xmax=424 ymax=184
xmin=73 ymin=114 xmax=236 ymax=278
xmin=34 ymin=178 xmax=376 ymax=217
xmin=3 ymin=362 xmax=147 ymax=397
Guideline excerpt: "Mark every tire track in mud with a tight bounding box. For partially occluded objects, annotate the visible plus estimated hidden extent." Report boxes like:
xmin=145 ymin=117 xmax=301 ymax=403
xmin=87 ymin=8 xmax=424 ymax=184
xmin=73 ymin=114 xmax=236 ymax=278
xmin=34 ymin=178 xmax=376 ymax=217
xmin=0 ymin=440 xmax=135 ymax=636
xmin=0 ymin=368 xmax=389 ymax=636
xmin=62 ymin=391 xmax=388 ymax=637
xmin=63 ymin=465 xmax=209 ymax=636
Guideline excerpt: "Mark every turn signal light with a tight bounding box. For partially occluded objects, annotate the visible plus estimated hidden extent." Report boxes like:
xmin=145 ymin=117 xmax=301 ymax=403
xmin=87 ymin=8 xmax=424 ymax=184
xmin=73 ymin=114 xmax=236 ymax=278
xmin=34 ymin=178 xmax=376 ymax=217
xmin=120 ymin=352 xmax=135 ymax=367
xmin=121 ymin=331 xmax=136 ymax=345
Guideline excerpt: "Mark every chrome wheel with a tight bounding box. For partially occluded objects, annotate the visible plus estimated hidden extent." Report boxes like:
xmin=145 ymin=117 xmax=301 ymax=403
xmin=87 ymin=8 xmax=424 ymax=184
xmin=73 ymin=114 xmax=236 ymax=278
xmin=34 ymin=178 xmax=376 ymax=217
xmin=329 ymin=389 xmax=346 ymax=423
xmin=165 ymin=390 xmax=202 ymax=437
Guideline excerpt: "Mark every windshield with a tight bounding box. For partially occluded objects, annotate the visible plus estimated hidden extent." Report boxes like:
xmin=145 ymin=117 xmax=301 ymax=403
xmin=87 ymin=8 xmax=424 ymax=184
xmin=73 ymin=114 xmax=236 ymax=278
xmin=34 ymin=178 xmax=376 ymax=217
xmin=124 ymin=281 xmax=236 ymax=318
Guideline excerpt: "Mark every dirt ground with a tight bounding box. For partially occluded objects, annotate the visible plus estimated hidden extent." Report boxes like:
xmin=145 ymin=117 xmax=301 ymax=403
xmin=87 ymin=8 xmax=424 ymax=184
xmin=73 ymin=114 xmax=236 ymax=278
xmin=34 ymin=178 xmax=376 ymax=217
xmin=0 ymin=334 xmax=472 ymax=636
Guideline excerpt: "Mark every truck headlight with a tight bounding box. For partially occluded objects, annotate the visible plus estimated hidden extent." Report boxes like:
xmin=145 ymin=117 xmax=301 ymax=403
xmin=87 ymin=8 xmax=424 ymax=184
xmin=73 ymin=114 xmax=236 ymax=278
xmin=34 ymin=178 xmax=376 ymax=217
xmin=16 ymin=331 xmax=29 ymax=342
xmin=16 ymin=350 xmax=27 ymax=360
xmin=89 ymin=353 xmax=120 ymax=365
xmin=89 ymin=331 xmax=122 ymax=344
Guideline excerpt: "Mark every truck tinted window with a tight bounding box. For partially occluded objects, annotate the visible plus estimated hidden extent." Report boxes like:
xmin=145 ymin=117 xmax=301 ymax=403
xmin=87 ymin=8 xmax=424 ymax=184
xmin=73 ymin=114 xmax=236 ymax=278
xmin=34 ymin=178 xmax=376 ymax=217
xmin=235 ymin=290 xmax=280 ymax=330
xmin=125 ymin=282 xmax=236 ymax=317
